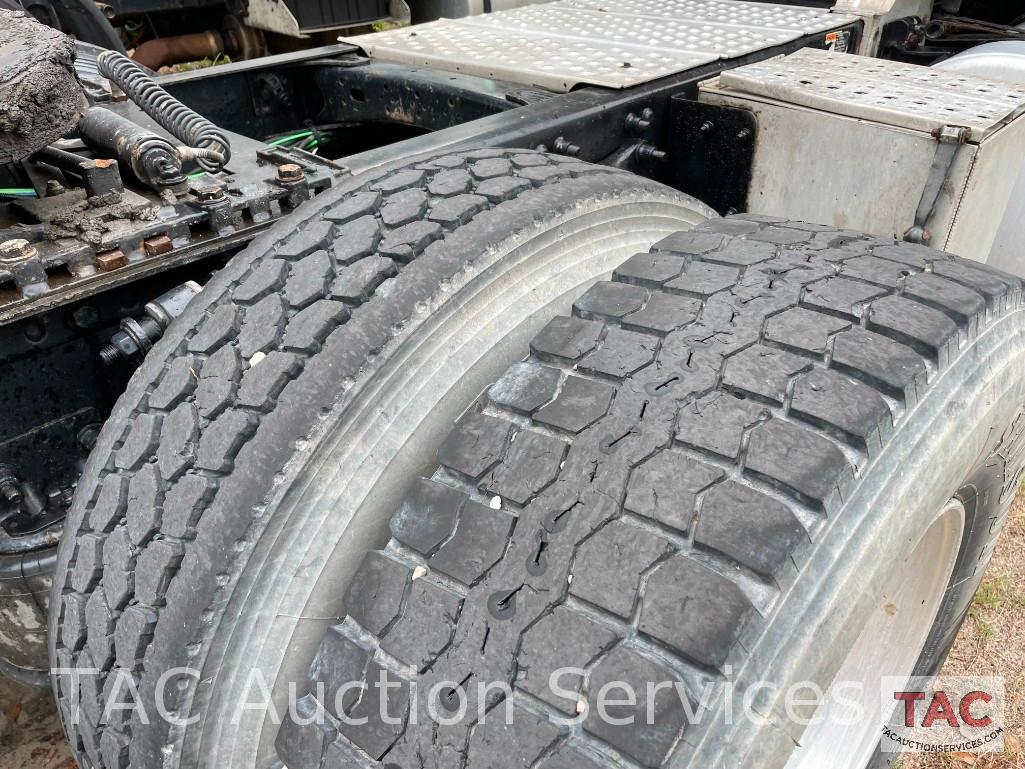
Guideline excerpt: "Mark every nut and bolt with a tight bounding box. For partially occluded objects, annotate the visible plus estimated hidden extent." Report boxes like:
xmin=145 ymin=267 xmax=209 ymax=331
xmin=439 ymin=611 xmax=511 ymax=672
xmin=194 ymin=184 xmax=226 ymax=204
xmin=276 ymin=163 xmax=305 ymax=184
xmin=100 ymin=282 xmax=202 ymax=365
xmin=636 ymin=144 xmax=667 ymax=163
xmin=552 ymin=137 xmax=581 ymax=157
xmin=0 ymin=483 xmax=21 ymax=506
xmin=0 ymin=239 xmax=48 ymax=297
xmin=0 ymin=465 xmax=22 ymax=507
xmin=736 ymin=128 xmax=753 ymax=142
xmin=45 ymin=179 xmax=65 ymax=196
xmin=699 ymin=120 xmax=716 ymax=135
xmin=0 ymin=239 xmax=37 ymax=264
xmin=625 ymin=108 xmax=654 ymax=132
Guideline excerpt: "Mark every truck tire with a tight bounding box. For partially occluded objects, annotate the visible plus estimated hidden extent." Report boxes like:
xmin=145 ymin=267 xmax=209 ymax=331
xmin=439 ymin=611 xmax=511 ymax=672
xmin=280 ymin=216 xmax=1025 ymax=769
xmin=49 ymin=149 xmax=713 ymax=769
xmin=0 ymin=548 xmax=55 ymax=688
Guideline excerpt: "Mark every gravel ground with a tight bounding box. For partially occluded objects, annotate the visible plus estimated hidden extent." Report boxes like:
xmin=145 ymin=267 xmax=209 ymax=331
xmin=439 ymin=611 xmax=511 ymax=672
xmin=2 ymin=496 xmax=1023 ymax=769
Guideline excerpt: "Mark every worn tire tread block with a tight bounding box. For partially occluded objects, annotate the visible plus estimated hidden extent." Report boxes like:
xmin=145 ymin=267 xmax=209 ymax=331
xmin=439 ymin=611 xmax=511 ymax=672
xmin=297 ymin=216 xmax=1022 ymax=769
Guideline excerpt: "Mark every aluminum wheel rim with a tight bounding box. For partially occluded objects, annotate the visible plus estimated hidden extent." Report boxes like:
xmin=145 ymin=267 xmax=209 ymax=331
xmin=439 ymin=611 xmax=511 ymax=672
xmin=784 ymin=498 xmax=966 ymax=769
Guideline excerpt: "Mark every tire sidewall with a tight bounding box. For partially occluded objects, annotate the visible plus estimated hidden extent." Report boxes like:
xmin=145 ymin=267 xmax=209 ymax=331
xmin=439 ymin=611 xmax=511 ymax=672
xmin=915 ymin=424 xmax=1022 ymax=677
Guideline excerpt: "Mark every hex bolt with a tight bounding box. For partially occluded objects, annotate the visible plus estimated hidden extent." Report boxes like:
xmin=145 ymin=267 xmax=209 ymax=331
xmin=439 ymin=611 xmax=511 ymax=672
xmin=100 ymin=281 xmax=202 ymax=364
xmin=0 ymin=239 xmax=48 ymax=298
xmin=552 ymin=137 xmax=581 ymax=157
xmin=0 ymin=465 xmax=22 ymax=507
xmin=276 ymin=163 xmax=305 ymax=184
xmin=45 ymin=179 xmax=65 ymax=196
xmin=699 ymin=120 xmax=715 ymax=134
xmin=194 ymin=183 xmax=232 ymax=231
xmin=0 ymin=239 xmax=36 ymax=264
xmin=195 ymin=184 xmax=226 ymax=204
xmin=736 ymin=128 xmax=753 ymax=142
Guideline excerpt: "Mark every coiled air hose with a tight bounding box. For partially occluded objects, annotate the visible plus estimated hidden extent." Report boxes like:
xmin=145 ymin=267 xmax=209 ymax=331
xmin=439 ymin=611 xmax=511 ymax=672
xmin=96 ymin=50 xmax=231 ymax=173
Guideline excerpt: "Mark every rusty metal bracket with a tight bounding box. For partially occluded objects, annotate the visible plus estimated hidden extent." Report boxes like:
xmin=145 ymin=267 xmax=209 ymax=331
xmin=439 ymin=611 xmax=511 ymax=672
xmin=904 ymin=124 xmax=972 ymax=245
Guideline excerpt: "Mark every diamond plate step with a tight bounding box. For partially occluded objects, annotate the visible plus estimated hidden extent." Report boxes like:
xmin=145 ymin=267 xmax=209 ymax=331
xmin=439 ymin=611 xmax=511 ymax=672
xmin=341 ymin=0 xmax=853 ymax=92
xmin=714 ymin=47 xmax=1025 ymax=140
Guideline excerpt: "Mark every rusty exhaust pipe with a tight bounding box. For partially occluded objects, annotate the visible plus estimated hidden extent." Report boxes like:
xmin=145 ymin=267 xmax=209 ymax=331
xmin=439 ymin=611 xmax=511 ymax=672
xmin=131 ymin=31 xmax=224 ymax=71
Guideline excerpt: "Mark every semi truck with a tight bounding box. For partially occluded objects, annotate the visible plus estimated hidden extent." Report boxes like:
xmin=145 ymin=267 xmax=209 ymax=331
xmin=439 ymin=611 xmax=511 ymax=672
xmin=2 ymin=1 xmax=1025 ymax=767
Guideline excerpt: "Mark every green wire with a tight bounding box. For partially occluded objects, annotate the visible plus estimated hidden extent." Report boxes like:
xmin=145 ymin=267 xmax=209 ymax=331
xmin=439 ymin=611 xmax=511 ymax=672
xmin=268 ymin=130 xmax=313 ymax=147
xmin=0 ymin=187 xmax=37 ymax=197
xmin=186 ymin=171 xmax=207 ymax=180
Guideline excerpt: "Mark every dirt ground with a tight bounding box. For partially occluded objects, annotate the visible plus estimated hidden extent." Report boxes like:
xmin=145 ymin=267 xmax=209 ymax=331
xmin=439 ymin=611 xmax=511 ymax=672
xmin=2 ymin=497 xmax=1024 ymax=769
xmin=0 ymin=677 xmax=72 ymax=769
xmin=896 ymin=493 xmax=1025 ymax=769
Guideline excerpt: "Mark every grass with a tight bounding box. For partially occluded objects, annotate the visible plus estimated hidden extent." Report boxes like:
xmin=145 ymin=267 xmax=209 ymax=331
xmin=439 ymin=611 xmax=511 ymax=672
xmin=971 ymin=576 xmax=1015 ymax=614
xmin=157 ymin=54 xmax=231 ymax=74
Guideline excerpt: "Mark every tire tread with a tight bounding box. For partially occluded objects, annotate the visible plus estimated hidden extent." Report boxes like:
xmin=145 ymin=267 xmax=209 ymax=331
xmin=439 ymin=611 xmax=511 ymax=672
xmin=295 ymin=216 xmax=1024 ymax=769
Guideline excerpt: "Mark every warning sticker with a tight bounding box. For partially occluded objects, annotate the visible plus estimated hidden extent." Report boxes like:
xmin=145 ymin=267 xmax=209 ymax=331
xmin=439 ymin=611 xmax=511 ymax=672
xmin=825 ymin=30 xmax=850 ymax=53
